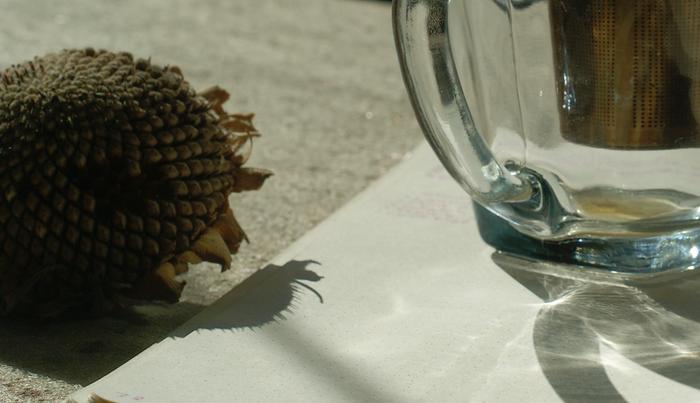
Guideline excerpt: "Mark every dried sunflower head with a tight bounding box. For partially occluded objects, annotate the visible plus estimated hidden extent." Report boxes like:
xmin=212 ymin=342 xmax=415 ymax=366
xmin=0 ymin=48 xmax=271 ymax=316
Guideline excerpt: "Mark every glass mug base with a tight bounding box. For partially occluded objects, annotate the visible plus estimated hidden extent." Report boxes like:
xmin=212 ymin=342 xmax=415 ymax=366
xmin=474 ymin=202 xmax=700 ymax=276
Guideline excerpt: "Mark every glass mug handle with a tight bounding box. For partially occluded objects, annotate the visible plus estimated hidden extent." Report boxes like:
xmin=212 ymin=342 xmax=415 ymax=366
xmin=393 ymin=0 xmax=532 ymax=205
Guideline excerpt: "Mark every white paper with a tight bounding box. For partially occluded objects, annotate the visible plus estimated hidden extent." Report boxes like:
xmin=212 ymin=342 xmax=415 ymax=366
xmin=70 ymin=143 xmax=700 ymax=403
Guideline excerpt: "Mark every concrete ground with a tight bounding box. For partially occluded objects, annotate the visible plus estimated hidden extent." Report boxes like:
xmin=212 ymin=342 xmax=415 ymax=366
xmin=0 ymin=0 xmax=423 ymax=401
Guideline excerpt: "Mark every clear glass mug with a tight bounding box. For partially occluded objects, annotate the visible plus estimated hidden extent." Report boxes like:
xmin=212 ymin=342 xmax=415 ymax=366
xmin=394 ymin=0 xmax=700 ymax=275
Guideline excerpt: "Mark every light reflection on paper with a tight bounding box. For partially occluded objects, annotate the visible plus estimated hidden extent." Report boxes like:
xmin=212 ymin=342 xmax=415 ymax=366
xmin=493 ymin=251 xmax=700 ymax=401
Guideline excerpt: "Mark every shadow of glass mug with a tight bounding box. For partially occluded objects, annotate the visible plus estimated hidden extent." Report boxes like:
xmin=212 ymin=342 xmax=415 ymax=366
xmin=394 ymin=0 xmax=700 ymax=275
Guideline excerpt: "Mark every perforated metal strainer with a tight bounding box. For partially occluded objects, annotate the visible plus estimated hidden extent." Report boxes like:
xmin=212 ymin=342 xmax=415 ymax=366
xmin=551 ymin=0 xmax=700 ymax=148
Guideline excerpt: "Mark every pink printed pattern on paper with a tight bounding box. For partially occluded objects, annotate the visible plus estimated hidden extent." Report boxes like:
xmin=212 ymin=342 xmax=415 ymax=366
xmin=427 ymin=165 xmax=452 ymax=181
xmin=384 ymin=193 xmax=471 ymax=223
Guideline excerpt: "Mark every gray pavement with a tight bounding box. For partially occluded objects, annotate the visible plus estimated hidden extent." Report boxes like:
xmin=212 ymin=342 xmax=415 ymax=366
xmin=0 ymin=0 xmax=423 ymax=401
